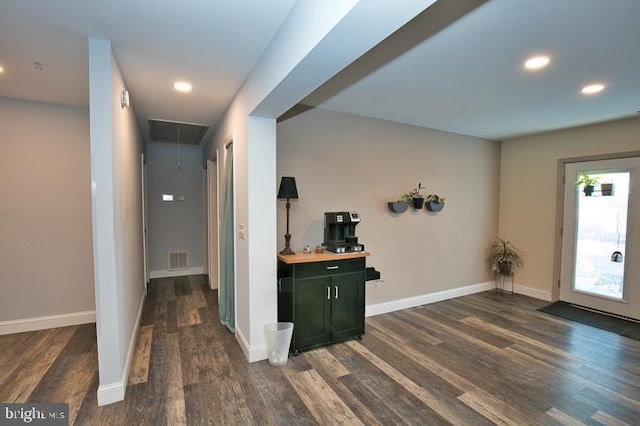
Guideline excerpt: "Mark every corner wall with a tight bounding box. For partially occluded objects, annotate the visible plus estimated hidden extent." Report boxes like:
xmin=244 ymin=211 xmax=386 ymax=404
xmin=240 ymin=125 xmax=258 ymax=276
xmin=500 ymin=116 xmax=640 ymax=298
xmin=202 ymin=0 xmax=442 ymax=362
xmin=89 ymin=38 xmax=145 ymax=406
xmin=277 ymin=108 xmax=501 ymax=308
xmin=0 ymin=97 xmax=95 ymax=333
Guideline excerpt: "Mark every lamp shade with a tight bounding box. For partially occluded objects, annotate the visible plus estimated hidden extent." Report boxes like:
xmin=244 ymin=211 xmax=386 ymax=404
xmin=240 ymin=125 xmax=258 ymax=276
xmin=277 ymin=176 xmax=298 ymax=199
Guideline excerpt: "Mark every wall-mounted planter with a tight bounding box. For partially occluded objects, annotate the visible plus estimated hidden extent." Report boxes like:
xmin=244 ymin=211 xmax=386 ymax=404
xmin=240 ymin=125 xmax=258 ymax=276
xmin=583 ymin=185 xmax=595 ymax=196
xmin=412 ymin=197 xmax=425 ymax=210
xmin=387 ymin=201 xmax=409 ymax=213
xmin=601 ymin=183 xmax=614 ymax=196
xmin=425 ymin=201 xmax=444 ymax=212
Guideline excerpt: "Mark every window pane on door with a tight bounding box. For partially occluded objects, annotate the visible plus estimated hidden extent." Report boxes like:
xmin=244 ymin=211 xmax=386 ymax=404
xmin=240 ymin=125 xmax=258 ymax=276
xmin=574 ymin=172 xmax=629 ymax=300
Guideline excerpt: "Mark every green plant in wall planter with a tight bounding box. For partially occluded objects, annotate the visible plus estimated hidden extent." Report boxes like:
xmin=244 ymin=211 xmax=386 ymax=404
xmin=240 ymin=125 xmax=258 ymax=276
xmin=576 ymin=172 xmax=600 ymax=196
xmin=425 ymin=194 xmax=445 ymax=212
xmin=402 ymin=183 xmax=425 ymax=210
xmin=487 ymin=238 xmax=524 ymax=275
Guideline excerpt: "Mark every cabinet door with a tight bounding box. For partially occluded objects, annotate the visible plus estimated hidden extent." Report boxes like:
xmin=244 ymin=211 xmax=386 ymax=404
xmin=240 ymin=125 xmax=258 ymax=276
xmin=331 ymin=273 xmax=365 ymax=341
xmin=294 ymin=276 xmax=332 ymax=351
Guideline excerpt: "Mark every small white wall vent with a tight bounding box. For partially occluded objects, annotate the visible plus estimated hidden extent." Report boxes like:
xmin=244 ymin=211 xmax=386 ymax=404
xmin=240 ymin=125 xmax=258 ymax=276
xmin=168 ymin=251 xmax=188 ymax=271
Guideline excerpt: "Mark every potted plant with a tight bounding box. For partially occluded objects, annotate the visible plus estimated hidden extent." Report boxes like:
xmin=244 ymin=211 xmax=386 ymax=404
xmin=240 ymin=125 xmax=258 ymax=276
xmin=601 ymin=182 xmax=614 ymax=196
xmin=487 ymin=238 xmax=524 ymax=275
xmin=576 ymin=172 xmax=600 ymax=196
xmin=403 ymin=183 xmax=425 ymax=209
xmin=425 ymin=194 xmax=445 ymax=212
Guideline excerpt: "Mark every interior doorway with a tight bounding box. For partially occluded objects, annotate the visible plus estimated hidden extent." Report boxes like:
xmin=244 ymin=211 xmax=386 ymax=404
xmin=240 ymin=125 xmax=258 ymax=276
xmin=559 ymin=157 xmax=640 ymax=320
xmin=219 ymin=142 xmax=235 ymax=332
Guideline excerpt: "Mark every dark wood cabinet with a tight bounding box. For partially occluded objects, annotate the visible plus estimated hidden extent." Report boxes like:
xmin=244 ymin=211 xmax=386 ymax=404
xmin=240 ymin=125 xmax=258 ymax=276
xmin=278 ymin=253 xmax=367 ymax=354
xmin=294 ymin=276 xmax=333 ymax=349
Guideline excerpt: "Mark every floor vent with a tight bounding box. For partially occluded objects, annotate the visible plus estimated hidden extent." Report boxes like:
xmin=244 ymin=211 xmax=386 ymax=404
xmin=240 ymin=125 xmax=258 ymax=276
xmin=168 ymin=251 xmax=188 ymax=270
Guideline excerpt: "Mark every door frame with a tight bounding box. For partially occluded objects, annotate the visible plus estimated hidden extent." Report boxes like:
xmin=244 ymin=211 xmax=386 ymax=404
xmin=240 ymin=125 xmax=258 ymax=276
xmin=141 ymin=153 xmax=149 ymax=288
xmin=552 ymin=150 xmax=640 ymax=302
xmin=207 ymin=154 xmax=220 ymax=291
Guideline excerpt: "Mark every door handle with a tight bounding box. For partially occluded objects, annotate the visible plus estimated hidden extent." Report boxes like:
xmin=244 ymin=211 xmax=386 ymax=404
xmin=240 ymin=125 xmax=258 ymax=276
xmin=326 ymin=266 xmax=339 ymax=270
xmin=334 ymin=286 xmax=339 ymax=299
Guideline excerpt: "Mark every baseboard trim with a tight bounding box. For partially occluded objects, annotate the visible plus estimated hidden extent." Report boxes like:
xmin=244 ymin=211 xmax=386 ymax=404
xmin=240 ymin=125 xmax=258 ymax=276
xmin=149 ymin=267 xmax=204 ymax=279
xmin=235 ymin=326 xmax=268 ymax=363
xmin=0 ymin=310 xmax=96 ymax=336
xmin=236 ymin=327 xmax=250 ymax=361
xmin=365 ymin=281 xmax=495 ymax=318
xmin=250 ymin=344 xmax=267 ymax=363
xmin=96 ymin=288 xmax=146 ymax=406
xmin=514 ymin=284 xmax=552 ymax=301
xmin=95 ymin=382 xmax=124 ymax=408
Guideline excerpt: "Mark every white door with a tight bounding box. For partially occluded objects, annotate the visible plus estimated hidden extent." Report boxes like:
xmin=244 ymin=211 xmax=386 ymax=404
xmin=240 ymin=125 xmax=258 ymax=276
xmin=560 ymin=157 xmax=640 ymax=319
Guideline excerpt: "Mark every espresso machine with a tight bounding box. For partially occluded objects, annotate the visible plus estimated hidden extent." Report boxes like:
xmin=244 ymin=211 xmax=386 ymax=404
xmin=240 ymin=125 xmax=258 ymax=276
xmin=323 ymin=211 xmax=365 ymax=253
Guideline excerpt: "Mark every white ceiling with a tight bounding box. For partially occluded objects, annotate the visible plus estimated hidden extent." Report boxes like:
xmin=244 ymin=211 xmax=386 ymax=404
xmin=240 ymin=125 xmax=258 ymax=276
xmin=0 ymin=0 xmax=296 ymax=141
xmin=305 ymin=0 xmax=640 ymax=140
xmin=1 ymin=0 xmax=639 ymax=143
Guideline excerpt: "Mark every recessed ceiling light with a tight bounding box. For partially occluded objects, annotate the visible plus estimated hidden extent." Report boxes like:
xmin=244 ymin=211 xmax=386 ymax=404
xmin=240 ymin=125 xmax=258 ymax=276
xmin=581 ymin=84 xmax=605 ymax=95
xmin=0 ymin=65 xmax=4 ymax=73
xmin=173 ymin=81 xmax=192 ymax=93
xmin=524 ymin=55 xmax=550 ymax=70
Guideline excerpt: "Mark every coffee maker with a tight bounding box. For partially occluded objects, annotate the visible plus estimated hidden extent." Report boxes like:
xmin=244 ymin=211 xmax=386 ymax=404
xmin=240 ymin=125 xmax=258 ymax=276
xmin=323 ymin=211 xmax=365 ymax=254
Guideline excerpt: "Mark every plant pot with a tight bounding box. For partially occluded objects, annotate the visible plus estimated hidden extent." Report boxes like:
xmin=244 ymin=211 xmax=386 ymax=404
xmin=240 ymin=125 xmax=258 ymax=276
xmin=412 ymin=197 xmax=424 ymax=209
xmin=583 ymin=185 xmax=595 ymax=196
xmin=425 ymin=201 xmax=444 ymax=212
xmin=387 ymin=201 xmax=408 ymax=213
xmin=497 ymin=261 xmax=513 ymax=275
xmin=601 ymin=183 xmax=614 ymax=196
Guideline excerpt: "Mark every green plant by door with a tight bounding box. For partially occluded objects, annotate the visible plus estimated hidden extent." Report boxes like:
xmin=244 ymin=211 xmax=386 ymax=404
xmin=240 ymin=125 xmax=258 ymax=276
xmin=576 ymin=172 xmax=600 ymax=196
xmin=487 ymin=238 xmax=524 ymax=275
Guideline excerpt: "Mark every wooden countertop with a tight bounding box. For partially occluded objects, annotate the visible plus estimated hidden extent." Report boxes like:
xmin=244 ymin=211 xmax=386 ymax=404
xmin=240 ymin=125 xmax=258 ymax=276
xmin=278 ymin=251 xmax=369 ymax=264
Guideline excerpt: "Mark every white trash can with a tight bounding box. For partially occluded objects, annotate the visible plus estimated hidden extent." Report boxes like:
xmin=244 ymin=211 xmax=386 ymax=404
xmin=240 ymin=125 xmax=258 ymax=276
xmin=264 ymin=322 xmax=294 ymax=366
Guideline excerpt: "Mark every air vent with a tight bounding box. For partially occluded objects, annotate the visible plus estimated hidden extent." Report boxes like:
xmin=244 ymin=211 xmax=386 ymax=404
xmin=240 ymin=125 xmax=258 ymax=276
xmin=168 ymin=251 xmax=188 ymax=271
xmin=149 ymin=119 xmax=208 ymax=145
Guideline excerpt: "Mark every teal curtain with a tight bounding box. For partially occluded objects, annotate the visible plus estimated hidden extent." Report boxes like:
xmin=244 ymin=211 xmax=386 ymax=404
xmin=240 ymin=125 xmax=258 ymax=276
xmin=219 ymin=144 xmax=235 ymax=332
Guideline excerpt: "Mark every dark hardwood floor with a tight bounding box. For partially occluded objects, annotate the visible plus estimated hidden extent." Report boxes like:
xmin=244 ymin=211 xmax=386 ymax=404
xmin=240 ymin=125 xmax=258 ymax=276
xmin=2 ymin=275 xmax=640 ymax=425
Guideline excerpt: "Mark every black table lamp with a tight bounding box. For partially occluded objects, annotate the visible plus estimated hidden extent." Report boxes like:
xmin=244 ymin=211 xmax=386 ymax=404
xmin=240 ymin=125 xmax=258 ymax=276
xmin=278 ymin=176 xmax=298 ymax=255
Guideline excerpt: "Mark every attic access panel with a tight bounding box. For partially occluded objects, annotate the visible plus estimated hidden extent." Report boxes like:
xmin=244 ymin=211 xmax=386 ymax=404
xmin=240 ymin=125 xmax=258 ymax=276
xmin=149 ymin=119 xmax=209 ymax=145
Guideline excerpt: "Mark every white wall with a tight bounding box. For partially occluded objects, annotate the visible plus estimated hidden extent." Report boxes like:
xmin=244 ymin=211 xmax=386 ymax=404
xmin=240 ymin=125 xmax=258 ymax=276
xmin=146 ymin=142 xmax=204 ymax=277
xmin=89 ymin=38 xmax=145 ymax=406
xmin=278 ymin=108 xmax=500 ymax=306
xmin=0 ymin=97 xmax=95 ymax=331
xmin=500 ymin=116 xmax=640 ymax=298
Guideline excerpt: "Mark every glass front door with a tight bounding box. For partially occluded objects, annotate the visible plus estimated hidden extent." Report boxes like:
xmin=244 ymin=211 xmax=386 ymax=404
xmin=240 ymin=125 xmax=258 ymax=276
xmin=573 ymin=171 xmax=629 ymax=300
xmin=560 ymin=158 xmax=639 ymax=320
